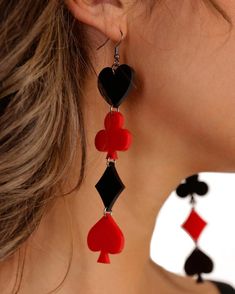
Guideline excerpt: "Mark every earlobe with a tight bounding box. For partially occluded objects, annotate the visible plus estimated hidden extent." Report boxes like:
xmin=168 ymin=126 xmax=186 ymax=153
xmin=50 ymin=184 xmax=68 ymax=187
xmin=64 ymin=0 xmax=127 ymax=43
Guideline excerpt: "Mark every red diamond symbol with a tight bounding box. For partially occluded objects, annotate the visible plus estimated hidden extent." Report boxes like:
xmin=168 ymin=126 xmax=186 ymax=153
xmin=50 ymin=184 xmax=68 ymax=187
xmin=181 ymin=208 xmax=207 ymax=241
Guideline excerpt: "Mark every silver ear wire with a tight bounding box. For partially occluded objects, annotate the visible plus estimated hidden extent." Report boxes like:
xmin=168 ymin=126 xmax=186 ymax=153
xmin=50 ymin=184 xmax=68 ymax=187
xmin=114 ymin=29 xmax=123 ymax=54
xmin=96 ymin=29 xmax=124 ymax=51
xmin=112 ymin=30 xmax=123 ymax=72
xmin=96 ymin=29 xmax=124 ymax=73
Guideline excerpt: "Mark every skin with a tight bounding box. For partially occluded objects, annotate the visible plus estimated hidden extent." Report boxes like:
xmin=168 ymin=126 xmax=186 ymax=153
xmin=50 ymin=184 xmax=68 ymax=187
xmin=1 ymin=0 xmax=235 ymax=293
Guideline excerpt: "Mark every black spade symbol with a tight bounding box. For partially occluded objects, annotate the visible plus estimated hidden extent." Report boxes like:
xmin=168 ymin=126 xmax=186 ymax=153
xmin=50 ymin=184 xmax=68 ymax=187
xmin=176 ymin=174 xmax=209 ymax=198
xmin=97 ymin=64 xmax=135 ymax=108
xmin=184 ymin=248 xmax=214 ymax=282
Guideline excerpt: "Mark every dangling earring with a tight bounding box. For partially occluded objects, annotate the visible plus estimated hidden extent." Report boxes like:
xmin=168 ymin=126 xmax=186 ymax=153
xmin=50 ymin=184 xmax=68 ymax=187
xmin=87 ymin=30 xmax=135 ymax=264
xmin=175 ymin=174 xmax=214 ymax=283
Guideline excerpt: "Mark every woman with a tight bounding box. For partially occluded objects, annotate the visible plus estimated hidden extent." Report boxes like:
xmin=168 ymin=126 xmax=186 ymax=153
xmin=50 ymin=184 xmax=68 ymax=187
xmin=0 ymin=0 xmax=235 ymax=293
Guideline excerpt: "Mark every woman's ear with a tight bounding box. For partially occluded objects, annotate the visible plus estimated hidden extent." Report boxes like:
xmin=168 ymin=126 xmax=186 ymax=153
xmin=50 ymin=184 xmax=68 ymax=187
xmin=64 ymin=0 xmax=128 ymax=43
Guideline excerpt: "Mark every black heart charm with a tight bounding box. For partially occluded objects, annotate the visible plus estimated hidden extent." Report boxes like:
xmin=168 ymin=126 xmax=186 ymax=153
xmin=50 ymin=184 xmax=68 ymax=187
xmin=184 ymin=248 xmax=214 ymax=282
xmin=97 ymin=64 xmax=135 ymax=108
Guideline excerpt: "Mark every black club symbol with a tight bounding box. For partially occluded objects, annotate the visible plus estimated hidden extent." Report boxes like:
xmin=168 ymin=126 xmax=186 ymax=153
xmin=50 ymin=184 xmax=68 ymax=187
xmin=176 ymin=174 xmax=209 ymax=199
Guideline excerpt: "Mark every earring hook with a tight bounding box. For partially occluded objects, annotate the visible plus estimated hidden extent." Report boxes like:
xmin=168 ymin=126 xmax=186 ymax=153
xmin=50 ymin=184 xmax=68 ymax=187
xmin=96 ymin=29 xmax=124 ymax=51
xmin=114 ymin=29 xmax=124 ymax=53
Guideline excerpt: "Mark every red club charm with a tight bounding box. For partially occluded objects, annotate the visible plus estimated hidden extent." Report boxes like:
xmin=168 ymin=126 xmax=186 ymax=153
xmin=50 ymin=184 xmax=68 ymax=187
xmin=95 ymin=111 xmax=132 ymax=160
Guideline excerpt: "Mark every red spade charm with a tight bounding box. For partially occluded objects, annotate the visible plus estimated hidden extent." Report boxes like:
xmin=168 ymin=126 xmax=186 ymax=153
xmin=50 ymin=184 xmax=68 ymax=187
xmin=95 ymin=111 xmax=132 ymax=160
xmin=87 ymin=213 xmax=125 ymax=263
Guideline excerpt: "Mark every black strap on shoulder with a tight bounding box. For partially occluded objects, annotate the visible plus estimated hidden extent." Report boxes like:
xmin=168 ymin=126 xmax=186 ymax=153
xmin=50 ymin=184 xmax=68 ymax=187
xmin=209 ymin=280 xmax=235 ymax=294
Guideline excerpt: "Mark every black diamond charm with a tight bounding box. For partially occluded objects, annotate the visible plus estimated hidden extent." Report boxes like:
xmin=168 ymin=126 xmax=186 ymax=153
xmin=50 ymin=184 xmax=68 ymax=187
xmin=95 ymin=162 xmax=125 ymax=212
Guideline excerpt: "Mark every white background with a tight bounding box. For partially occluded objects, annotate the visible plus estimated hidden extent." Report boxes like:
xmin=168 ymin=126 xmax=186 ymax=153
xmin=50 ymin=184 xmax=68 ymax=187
xmin=150 ymin=172 xmax=235 ymax=287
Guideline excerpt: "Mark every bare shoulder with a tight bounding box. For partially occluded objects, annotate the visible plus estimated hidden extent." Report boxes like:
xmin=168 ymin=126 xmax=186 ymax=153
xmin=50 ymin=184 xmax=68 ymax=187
xmin=146 ymin=260 xmax=220 ymax=294
xmin=174 ymin=277 xmax=221 ymax=294
xmin=158 ymin=267 xmax=220 ymax=294
xmin=202 ymin=281 xmax=221 ymax=294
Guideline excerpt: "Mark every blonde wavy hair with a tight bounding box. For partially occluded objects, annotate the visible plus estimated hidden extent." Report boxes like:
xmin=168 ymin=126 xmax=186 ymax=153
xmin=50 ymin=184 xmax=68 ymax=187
xmin=0 ymin=0 xmax=93 ymax=291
